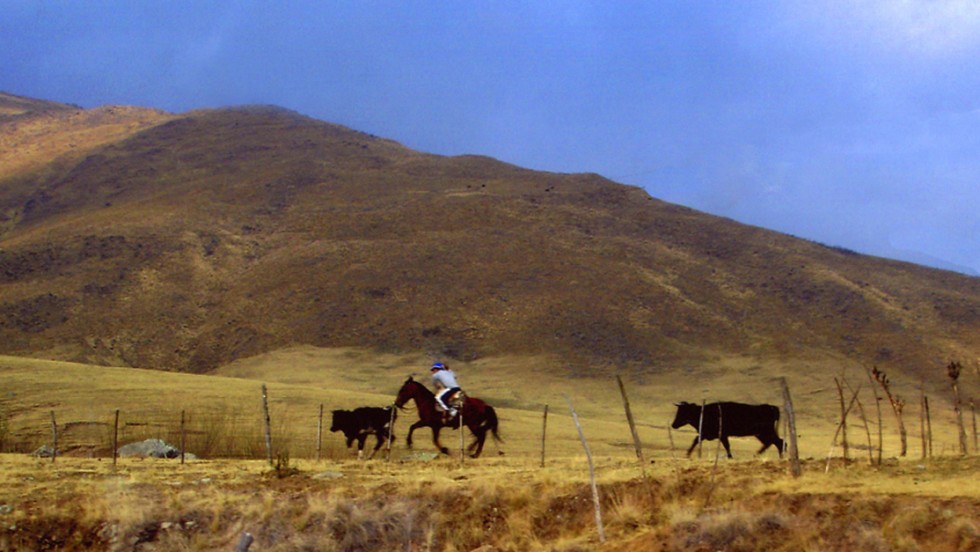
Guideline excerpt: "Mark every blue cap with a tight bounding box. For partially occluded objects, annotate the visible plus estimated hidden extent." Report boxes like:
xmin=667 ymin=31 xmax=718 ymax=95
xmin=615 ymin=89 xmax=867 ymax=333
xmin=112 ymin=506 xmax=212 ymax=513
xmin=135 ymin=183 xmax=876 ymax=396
xmin=431 ymin=362 xmax=445 ymax=370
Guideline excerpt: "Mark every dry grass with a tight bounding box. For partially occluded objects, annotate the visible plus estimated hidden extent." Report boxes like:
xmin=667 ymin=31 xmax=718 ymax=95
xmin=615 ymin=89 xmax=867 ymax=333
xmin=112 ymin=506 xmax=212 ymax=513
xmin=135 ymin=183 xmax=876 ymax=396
xmin=0 ymin=454 xmax=976 ymax=551
xmin=1 ymin=350 xmax=978 ymax=549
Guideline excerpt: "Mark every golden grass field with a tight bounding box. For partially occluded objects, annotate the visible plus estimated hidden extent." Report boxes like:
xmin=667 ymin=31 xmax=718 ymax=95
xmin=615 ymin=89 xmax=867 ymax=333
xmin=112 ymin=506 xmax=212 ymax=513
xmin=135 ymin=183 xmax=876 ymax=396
xmin=1 ymin=349 xmax=978 ymax=550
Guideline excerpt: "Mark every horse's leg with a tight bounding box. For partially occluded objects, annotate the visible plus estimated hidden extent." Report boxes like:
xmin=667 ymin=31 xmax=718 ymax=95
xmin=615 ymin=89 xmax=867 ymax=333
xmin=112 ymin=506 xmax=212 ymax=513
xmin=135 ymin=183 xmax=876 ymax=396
xmin=432 ymin=425 xmax=450 ymax=455
xmin=407 ymin=421 xmax=426 ymax=449
xmin=469 ymin=426 xmax=487 ymax=458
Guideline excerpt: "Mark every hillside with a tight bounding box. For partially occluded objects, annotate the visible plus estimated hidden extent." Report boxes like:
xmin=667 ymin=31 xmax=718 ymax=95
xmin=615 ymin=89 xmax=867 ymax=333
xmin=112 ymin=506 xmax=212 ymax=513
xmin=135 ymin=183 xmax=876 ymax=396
xmin=1 ymin=93 xmax=978 ymax=381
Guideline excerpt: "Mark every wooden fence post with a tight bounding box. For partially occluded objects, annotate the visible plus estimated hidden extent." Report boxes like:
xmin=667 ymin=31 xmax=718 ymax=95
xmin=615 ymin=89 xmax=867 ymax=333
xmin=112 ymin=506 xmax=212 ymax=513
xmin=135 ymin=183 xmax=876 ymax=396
xmin=697 ymin=399 xmax=706 ymax=459
xmin=919 ymin=387 xmax=927 ymax=460
xmin=971 ymin=399 xmax=977 ymax=454
xmin=826 ymin=384 xmax=861 ymax=472
xmin=616 ymin=375 xmax=645 ymax=472
xmin=948 ymin=362 xmax=968 ymax=455
xmin=567 ymin=397 xmax=605 ymax=544
xmin=924 ymin=395 xmax=933 ymax=458
xmin=779 ymin=377 xmax=801 ymax=477
xmin=234 ymin=531 xmax=254 ymax=552
xmin=261 ymin=384 xmax=273 ymax=466
xmin=112 ymin=409 xmax=120 ymax=468
xmin=180 ymin=410 xmax=186 ymax=465
xmin=386 ymin=404 xmax=396 ymax=463
xmin=834 ymin=377 xmax=849 ymax=461
xmin=702 ymin=405 xmax=724 ymax=511
xmin=540 ymin=404 xmax=548 ymax=468
xmin=865 ymin=367 xmax=884 ymax=465
xmin=458 ymin=407 xmax=465 ymax=466
xmin=316 ymin=404 xmax=324 ymax=462
xmin=49 ymin=411 xmax=57 ymax=464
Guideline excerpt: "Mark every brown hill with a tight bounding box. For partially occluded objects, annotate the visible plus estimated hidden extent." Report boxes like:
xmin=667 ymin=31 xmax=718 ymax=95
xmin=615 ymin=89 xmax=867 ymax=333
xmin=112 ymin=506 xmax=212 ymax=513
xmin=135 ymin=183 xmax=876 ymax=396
xmin=1 ymin=95 xmax=978 ymax=379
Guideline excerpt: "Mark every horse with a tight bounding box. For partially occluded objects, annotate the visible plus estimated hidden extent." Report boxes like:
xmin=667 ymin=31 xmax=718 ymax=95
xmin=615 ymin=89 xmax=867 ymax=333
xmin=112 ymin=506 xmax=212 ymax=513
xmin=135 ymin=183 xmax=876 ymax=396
xmin=394 ymin=376 xmax=502 ymax=458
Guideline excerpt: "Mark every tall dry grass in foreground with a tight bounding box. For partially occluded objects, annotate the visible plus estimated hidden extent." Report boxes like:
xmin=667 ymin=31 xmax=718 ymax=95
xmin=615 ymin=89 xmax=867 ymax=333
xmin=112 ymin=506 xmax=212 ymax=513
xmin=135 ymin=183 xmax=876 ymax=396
xmin=0 ymin=454 xmax=977 ymax=551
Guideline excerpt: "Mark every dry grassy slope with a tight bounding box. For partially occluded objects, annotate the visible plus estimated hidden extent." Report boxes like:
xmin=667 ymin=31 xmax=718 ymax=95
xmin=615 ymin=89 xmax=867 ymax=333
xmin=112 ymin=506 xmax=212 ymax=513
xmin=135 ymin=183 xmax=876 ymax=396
xmin=0 ymin=97 xmax=978 ymax=382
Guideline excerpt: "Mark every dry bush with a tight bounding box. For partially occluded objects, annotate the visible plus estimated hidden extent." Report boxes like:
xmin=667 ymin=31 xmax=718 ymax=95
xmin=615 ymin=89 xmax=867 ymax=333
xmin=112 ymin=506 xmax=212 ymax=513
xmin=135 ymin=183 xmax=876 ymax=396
xmin=669 ymin=509 xmax=794 ymax=552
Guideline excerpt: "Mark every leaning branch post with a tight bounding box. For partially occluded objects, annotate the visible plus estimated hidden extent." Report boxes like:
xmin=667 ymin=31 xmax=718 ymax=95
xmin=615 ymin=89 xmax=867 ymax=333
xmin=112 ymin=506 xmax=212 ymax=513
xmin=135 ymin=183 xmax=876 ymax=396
xmin=567 ymin=397 xmax=605 ymax=543
xmin=779 ymin=377 xmax=801 ymax=477
xmin=826 ymin=383 xmax=862 ymax=473
xmin=616 ymin=375 xmax=645 ymax=473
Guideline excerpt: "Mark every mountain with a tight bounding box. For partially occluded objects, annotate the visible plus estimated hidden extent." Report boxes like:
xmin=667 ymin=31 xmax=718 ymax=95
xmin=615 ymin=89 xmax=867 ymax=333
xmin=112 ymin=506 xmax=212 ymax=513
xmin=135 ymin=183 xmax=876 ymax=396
xmin=1 ymin=93 xmax=978 ymax=378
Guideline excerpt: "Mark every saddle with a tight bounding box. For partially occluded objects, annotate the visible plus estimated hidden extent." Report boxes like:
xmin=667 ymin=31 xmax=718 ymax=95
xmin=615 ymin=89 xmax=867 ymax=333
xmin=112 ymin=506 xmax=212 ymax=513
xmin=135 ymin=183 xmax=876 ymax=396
xmin=440 ymin=389 xmax=466 ymax=422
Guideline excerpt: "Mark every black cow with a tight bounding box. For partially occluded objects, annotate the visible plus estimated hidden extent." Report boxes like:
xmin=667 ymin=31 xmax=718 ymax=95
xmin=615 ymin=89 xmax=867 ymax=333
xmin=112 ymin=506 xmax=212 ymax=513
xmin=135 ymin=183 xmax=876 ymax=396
xmin=671 ymin=401 xmax=783 ymax=459
xmin=330 ymin=406 xmax=396 ymax=459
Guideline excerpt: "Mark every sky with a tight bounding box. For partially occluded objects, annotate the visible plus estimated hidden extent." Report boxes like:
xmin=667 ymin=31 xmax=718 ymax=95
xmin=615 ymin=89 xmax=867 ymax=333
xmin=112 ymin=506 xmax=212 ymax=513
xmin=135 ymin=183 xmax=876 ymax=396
xmin=3 ymin=1 xmax=979 ymax=275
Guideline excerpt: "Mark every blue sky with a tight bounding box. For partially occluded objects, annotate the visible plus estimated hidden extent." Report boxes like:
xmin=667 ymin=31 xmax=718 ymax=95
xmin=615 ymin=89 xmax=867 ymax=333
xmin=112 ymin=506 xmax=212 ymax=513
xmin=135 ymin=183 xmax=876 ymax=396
xmin=3 ymin=1 xmax=979 ymax=275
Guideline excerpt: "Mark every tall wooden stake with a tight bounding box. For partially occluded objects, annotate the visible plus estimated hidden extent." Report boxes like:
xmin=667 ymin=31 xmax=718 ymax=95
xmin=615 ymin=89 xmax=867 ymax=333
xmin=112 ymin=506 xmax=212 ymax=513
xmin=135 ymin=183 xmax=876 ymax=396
xmin=567 ymin=397 xmax=605 ymax=544
xmin=316 ymin=404 xmax=324 ymax=462
xmin=834 ymin=377 xmax=849 ymax=461
xmin=49 ymin=411 xmax=57 ymax=464
xmin=971 ymin=399 xmax=977 ymax=454
xmin=865 ymin=367 xmax=883 ymax=465
xmin=697 ymin=399 xmax=706 ymax=459
xmin=261 ymin=384 xmax=273 ymax=466
xmin=919 ymin=388 xmax=927 ymax=460
xmin=702 ymin=405 xmax=723 ymax=511
xmin=386 ymin=404 xmax=396 ymax=462
xmin=180 ymin=410 xmax=186 ymax=465
xmin=540 ymin=404 xmax=549 ymax=468
xmin=459 ymin=406 xmax=465 ymax=466
xmin=616 ymin=375 xmax=645 ymax=472
xmin=779 ymin=377 xmax=801 ymax=477
xmin=826 ymin=384 xmax=861 ymax=472
xmin=924 ymin=395 xmax=933 ymax=458
xmin=112 ymin=409 xmax=120 ymax=468
xmin=948 ymin=362 xmax=968 ymax=455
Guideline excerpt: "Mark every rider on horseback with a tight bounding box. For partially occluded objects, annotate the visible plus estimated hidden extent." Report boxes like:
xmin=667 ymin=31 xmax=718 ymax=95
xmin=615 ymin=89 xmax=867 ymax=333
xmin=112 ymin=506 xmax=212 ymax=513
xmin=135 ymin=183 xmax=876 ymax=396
xmin=430 ymin=361 xmax=462 ymax=423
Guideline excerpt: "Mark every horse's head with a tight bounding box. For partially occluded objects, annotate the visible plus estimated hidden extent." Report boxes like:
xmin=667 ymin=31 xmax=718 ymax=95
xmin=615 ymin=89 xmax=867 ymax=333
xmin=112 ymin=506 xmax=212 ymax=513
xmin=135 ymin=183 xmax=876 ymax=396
xmin=394 ymin=376 xmax=417 ymax=409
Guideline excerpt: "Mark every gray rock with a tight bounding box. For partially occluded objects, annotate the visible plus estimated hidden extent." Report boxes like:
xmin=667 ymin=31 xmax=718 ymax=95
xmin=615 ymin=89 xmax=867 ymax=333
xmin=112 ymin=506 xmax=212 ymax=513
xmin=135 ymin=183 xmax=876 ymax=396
xmin=117 ymin=438 xmax=197 ymax=460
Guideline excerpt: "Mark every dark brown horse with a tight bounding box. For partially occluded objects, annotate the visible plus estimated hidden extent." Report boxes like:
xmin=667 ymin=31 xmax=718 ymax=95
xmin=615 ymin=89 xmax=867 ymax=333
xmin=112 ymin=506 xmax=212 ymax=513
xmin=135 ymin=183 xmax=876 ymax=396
xmin=394 ymin=376 xmax=501 ymax=458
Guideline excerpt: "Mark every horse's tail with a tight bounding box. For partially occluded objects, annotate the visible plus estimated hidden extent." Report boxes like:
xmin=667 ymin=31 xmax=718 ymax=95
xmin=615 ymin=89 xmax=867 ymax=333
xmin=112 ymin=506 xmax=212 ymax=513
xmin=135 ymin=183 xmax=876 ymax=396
xmin=484 ymin=405 xmax=503 ymax=443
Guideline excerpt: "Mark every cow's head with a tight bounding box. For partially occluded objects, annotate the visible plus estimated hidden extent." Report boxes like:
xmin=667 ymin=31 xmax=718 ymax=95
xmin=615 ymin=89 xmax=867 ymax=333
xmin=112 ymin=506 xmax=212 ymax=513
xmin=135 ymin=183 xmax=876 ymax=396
xmin=671 ymin=401 xmax=699 ymax=429
xmin=329 ymin=409 xmax=348 ymax=432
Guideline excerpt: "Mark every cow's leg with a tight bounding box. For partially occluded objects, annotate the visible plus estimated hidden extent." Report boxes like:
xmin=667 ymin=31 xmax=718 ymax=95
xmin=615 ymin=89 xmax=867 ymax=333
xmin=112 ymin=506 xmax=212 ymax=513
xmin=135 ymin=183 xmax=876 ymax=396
xmin=720 ymin=435 xmax=733 ymax=458
xmin=357 ymin=435 xmax=369 ymax=460
xmin=756 ymin=432 xmax=784 ymax=458
xmin=686 ymin=436 xmax=701 ymax=457
xmin=368 ymin=433 xmax=384 ymax=459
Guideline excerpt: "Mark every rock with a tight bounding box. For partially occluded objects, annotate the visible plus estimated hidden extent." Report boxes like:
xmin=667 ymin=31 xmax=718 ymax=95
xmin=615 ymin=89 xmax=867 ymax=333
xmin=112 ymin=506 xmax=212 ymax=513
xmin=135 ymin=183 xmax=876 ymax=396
xmin=117 ymin=438 xmax=196 ymax=460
